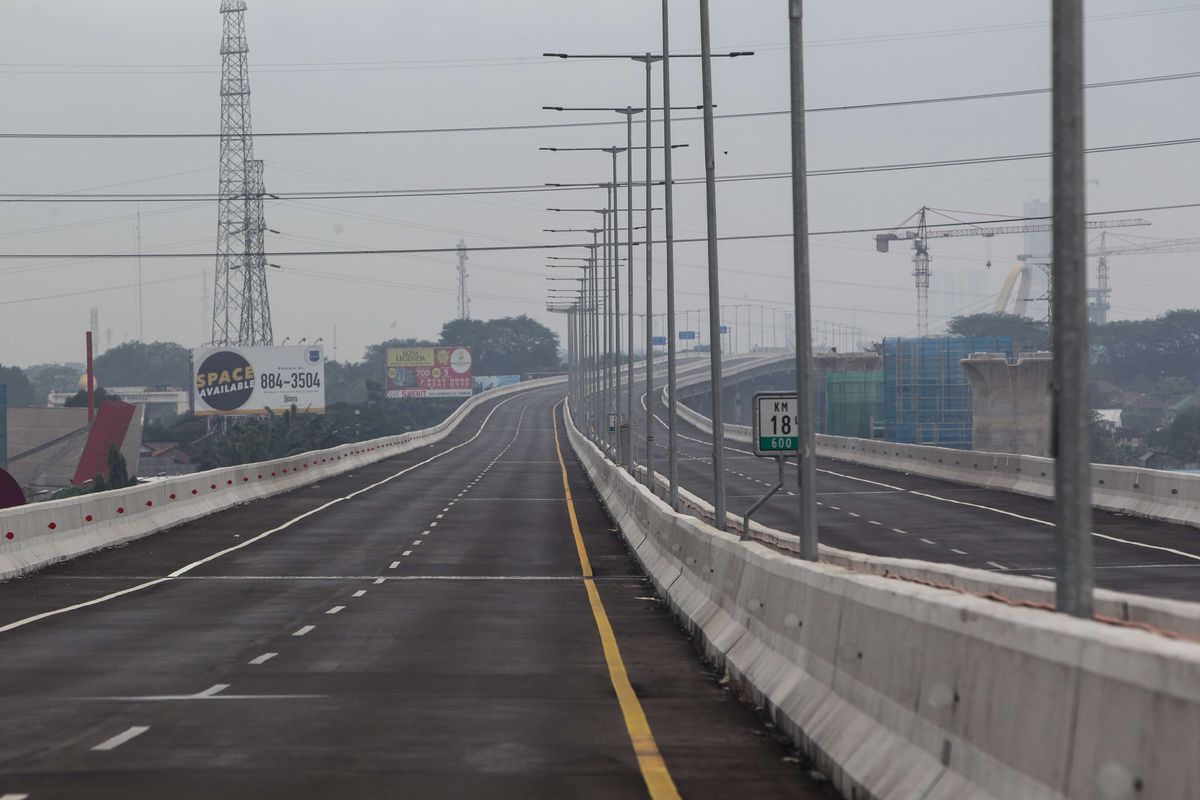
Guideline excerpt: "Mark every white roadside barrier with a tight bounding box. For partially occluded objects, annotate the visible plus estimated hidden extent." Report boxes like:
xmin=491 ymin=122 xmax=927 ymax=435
xmin=666 ymin=383 xmax=1200 ymax=531
xmin=568 ymin=404 xmax=1200 ymax=800
xmin=0 ymin=377 xmax=563 ymax=581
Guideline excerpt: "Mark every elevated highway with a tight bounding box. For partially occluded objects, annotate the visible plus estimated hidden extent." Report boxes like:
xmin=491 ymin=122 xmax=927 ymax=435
xmin=0 ymin=384 xmax=827 ymax=798
xmin=625 ymin=355 xmax=1200 ymax=602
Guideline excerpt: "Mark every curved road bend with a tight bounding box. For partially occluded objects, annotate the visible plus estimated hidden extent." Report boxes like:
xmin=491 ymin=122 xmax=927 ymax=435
xmin=0 ymin=386 xmax=830 ymax=799
xmin=631 ymin=374 xmax=1200 ymax=602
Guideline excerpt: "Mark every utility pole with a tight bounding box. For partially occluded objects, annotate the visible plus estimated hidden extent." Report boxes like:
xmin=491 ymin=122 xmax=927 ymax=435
xmin=791 ymin=0 xmax=819 ymax=562
xmin=1051 ymin=0 xmax=1094 ymax=616
xmin=212 ymin=0 xmax=273 ymax=346
xmin=699 ymin=0 xmax=728 ymax=530
xmin=136 ymin=203 xmax=144 ymax=342
xmin=457 ymin=239 xmax=470 ymax=320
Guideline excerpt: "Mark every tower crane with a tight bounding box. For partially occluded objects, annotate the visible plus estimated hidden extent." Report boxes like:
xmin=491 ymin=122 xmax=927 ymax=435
xmin=874 ymin=206 xmax=1150 ymax=336
xmin=1087 ymin=233 xmax=1200 ymax=324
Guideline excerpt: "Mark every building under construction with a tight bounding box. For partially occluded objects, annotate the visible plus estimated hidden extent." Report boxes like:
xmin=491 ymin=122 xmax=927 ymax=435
xmin=882 ymin=336 xmax=1015 ymax=449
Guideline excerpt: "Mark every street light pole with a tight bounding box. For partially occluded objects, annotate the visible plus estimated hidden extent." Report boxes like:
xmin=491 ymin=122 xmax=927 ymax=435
xmin=789 ymin=0 xmax=819 ymax=561
xmin=639 ymin=52 xmax=662 ymax=493
xmin=1051 ymin=0 xmax=1093 ymax=617
xmin=662 ymin=0 xmax=681 ymax=509
xmin=699 ymin=0 xmax=728 ymax=530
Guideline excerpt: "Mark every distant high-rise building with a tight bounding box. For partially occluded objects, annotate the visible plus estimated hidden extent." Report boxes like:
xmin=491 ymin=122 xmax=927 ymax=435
xmin=930 ymin=270 xmax=989 ymax=329
xmin=1022 ymin=199 xmax=1051 ymax=321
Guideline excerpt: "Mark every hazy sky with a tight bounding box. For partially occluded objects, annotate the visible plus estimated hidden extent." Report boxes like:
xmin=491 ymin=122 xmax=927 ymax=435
xmin=1 ymin=0 xmax=1198 ymax=366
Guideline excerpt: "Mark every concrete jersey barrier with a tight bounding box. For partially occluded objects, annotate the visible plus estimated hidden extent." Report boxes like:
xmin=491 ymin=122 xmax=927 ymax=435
xmin=665 ymin=384 xmax=1200 ymax=531
xmin=0 ymin=377 xmax=563 ymax=581
xmin=566 ymin=403 xmax=1200 ymax=800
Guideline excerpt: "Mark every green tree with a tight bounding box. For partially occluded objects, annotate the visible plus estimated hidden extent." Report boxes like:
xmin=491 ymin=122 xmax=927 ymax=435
xmin=1092 ymin=309 xmax=1200 ymax=385
xmin=64 ymin=387 xmax=118 ymax=407
xmin=0 ymin=364 xmax=35 ymax=407
xmin=1164 ymin=407 xmax=1200 ymax=464
xmin=440 ymin=315 xmax=560 ymax=375
xmin=94 ymin=341 xmax=192 ymax=387
xmin=24 ymin=363 xmax=84 ymax=406
xmin=945 ymin=313 xmax=1049 ymax=350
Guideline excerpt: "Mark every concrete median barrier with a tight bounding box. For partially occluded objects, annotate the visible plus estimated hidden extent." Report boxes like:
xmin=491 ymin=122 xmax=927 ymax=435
xmin=568 ymin=403 xmax=1200 ymax=800
xmin=0 ymin=377 xmax=563 ymax=581
xmin=666 ymin=383 xmax=1200 ymax=531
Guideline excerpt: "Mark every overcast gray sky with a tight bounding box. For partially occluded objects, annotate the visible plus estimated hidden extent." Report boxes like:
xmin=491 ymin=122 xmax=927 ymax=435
xmin=1 ymin=0 xmax=1197 ymax=366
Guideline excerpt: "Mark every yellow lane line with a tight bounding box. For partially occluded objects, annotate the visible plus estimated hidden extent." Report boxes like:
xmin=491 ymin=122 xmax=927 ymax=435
xmin=552 ymin=402 xmax=681 ymax=800
xmin=552 ymin=402 xmax=593 ymax=578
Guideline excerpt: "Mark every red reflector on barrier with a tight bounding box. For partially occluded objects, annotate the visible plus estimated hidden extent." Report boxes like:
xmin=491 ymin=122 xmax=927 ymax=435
xmin=117 ymin=507 xmax=124 ymax=514
xmin=191 ymin=489 xmax=198 ymax=495
xmin=210 ymin=484 xmax=217 ymax=490
xmin=146 ymin=501 xmax=153 ymax=507
xmin=85 ymin=515 xmax=93 ymax=522
xmin=4 ymin=532 xmax=13 ymax=540
xmin=47 ymin=522 xmax=56 ymax=530
xmin=169 ymin=494 xmax=176 ymax=500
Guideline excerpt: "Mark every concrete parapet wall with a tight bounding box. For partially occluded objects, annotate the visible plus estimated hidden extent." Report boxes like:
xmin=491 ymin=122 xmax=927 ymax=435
xmin=0 ymin=377 xmax=563 ymax=581
xmin=667 ymin=384 xmax=1200 ymax=531
xmin=567 ymin=404 xmax=1200 ymax=800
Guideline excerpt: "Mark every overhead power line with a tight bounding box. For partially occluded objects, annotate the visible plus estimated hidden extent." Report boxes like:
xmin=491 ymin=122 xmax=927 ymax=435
xmin=0 ymin=69 xmax=1196 ymax=140
xmin=2 ymin=135 xmax=1198 ymax=203
xmin=0 ymin=204 xmax=1193 ymax=260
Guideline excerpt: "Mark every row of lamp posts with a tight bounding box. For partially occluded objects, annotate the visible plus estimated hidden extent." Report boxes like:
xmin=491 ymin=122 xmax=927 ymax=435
xmin=548 ymin=0 xmax=1094 ymax=617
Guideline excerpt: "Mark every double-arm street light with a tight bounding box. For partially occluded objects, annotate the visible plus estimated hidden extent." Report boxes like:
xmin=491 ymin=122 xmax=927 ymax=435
xmin=543 ymin=138 xmax=687 ymax=467
xmin=546 ymin=35 xmax=752 ymax=512
xmin=548 ymin=208 xmax=655 ymax=457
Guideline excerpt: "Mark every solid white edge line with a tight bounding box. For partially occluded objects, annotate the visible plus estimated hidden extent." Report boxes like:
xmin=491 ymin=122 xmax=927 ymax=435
xmin=0 ymin=393 xmax=530 ymax=639
xmin=647 ymin=389 xmax=1200 ymax=564
xmin=92 ymin=726 xmax=150 ymax=752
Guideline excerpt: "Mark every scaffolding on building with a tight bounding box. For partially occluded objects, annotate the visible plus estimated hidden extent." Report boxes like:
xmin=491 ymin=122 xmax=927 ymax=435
xmin=883 ymin=337 xmax=1014 ymax=449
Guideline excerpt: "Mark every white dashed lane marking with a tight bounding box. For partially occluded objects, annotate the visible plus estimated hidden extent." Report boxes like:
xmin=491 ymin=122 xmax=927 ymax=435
xmin=951 ymin=548 xmax=969 ymax=555
xmin=389 ymin=561 xmax=400 ymax=569
xmin=353 ymin=590 xmax=366 ymax=598
xmin=892 ymin=528 xmax=908 ymax=534
xmin=249 ymin=652 xmax=277 ymax=665
xmin=987 ymin=561 xmax=1007 ymax=570
xmin=919 ymin=538 xmax=936 ymax=545
xmin=402 ymin=550 xmax=412 ymax=556
xmin=326 ymin=606 xmax=345 ymax=615
xmin=374 ymin=578 xmax=386 ymax=585
xmin=92 ymin=726 xmax=150 ymax=752
xmin=293 ymin=625 xmax=315 ymax=637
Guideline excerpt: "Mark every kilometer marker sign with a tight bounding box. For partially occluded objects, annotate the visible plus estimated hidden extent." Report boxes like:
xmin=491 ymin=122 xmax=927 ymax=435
xmin=753 ymin=392 xmax=800 ymax=456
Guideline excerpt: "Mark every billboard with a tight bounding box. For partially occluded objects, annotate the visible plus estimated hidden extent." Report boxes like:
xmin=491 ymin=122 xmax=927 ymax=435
xmin=386 ymin=347 xmax=473 ymax=398
xmin=474 ymin=375 xmax=521 ymax=393
xmin=192 ymin=345 xmax=325 ymax=417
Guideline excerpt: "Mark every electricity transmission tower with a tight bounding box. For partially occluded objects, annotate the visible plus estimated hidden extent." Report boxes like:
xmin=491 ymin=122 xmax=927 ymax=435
xmin=211 ymin=0 xmax=273 ymax=346
xmin=456 ymin=239 xmax=470 ymax=320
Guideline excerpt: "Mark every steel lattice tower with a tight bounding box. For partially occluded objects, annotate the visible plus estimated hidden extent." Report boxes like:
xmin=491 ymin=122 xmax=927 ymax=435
xmin=211 ymin=0 xmax=273 ymax=346
xmin=456 ymin=239 xmax=470 ymax=319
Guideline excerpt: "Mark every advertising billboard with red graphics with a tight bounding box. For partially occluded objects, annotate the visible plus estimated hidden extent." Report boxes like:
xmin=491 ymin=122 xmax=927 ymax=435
xmin=385 ymin=347 xmax=473 ymax=399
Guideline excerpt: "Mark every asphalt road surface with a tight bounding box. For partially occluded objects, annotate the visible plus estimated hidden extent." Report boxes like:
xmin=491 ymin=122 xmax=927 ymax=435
xmin=0 ymin=385 xmax=834 ymax=799
xmin=623 ymin=368 xmax=1200 ymax=603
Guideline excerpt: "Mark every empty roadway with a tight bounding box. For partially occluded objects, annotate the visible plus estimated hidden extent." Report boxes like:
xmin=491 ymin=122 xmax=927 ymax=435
xmin=0 ymin=386 xmax=829 ymax=799
xmin=626 ymin=364 xmax=1200 ymax=602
